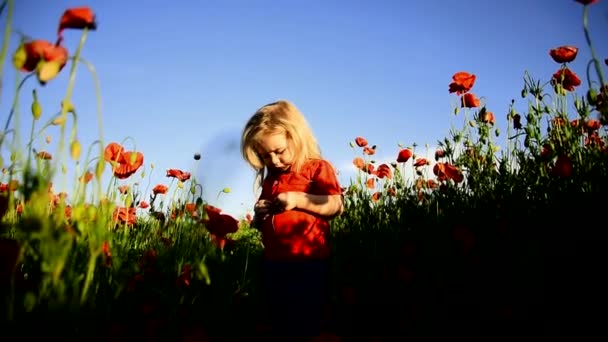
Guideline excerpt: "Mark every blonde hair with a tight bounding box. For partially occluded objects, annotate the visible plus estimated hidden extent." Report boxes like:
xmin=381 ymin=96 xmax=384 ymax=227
xmin=241 ymin=100 xmax=321 ymax=193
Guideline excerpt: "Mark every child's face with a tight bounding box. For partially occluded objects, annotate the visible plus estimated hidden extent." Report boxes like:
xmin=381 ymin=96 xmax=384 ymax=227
xmin=256 ymin=131 xmax=293 ymax=172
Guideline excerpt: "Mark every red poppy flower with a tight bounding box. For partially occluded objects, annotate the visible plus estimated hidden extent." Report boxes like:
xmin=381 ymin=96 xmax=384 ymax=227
xmin=363 ymin=146 xmax=376 ymax=155
xmin=166 ymin=169 xmax=191 ymax=182
xmin=552 ymin=68 xmax=581 ymax=92
xmin=353 ymin=157 xmax=365 ymax=170
xmin=413 ymin=158 xmax=428 ymax=167
xmin=104 ymin=142 xmax=125 ymax=163
xmin=17 ymin=40 xmax=68 ymax=73
xmin=112 ymin=206 xmax=137 ymax=225
xmin=79 ymin=171 xmax=94 ymax=183
xmin=461 ymin=93 xmax=481 ymax=108
xmin=36 ymin=151 xmax=52 ymax=160
xmin=433 ymin=162 xmax=464 ymax=183
xmin=397 ymin=148 xmax=413 ymax=163
xmin=112 ymin=152 xmax=144 ymax=179
xmin=575 ymin=0 xmax=599 ymax=5
xmin=480 ymin=111 xmax=495 ymax=125
xmin=449 ymin=72 xmax=476 ymax=95
xmin=152 ymin=184 xmax=168 ymax=195
xmin=549 ymin=46 xmax=578 ymax=64
xmin=202 ymin=205 xmax=239 ymax=238
xmin=552 ymin=154 xmax=573 ymax=178
xmin=375 ymin=164 xmax=392 ymax=179
xmin=434 ymin=149 xmax=445 ymax=160
xmin=366 ymin=178 xmax=375 ymax=189
xmin=58 ymin=7 xmax=97 ymax=37
xmin=103 ymin=142 xmax=144 ymax=179
xmin=354 ymin=136 xmax=368 ymax=147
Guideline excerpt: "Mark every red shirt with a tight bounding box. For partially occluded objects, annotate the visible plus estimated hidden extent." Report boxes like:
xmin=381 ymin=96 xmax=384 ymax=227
xmin=259 ymin=159 xmax=342 ymax=261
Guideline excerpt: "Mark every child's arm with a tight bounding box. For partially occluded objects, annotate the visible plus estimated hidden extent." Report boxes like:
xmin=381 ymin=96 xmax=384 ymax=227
xmin=276 ymin=192 xmax=343 ymax=218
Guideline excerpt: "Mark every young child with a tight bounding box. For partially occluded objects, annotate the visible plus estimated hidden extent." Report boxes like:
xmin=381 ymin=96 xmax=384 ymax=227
xmin=241 ymin=100 xmax=344 ymax=340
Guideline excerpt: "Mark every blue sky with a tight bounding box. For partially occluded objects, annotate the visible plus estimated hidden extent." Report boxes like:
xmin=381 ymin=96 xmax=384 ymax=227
xmin=2 ymin=0 xmax=607 ymax=217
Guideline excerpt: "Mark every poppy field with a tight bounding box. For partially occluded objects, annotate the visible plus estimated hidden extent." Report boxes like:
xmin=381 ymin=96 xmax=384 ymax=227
xmin=1 ymin=1 xmax=608 ymax=340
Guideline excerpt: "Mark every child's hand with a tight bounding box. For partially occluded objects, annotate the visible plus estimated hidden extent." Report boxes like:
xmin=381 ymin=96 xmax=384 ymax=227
xmin=254 ymin=199 xmax=272 ymax=219
xmin=276 ymin=192 xmax=298 ymax=211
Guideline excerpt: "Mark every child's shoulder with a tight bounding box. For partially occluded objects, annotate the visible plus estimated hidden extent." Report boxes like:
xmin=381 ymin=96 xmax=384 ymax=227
xmin=303 ymin=158 xmax=334 ymax=168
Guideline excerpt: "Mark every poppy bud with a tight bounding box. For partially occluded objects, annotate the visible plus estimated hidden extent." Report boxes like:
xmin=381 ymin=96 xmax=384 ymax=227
xmin=222 ymin=187 xmax=231 ymax=194
xmin=95 ymin=160 xmax=105 ymax=178
xmin=469 ymin=120 xmax=476 ymax=127
xmin=495 ymin=128 xmax=500 ymax=137
xmin=70 ymin=140 xmax=81 ymax=161
xmin=190 ymin=186 xmax=196 ymax=195
xmin=31 ymin=90 xmax=42 ymax=120
xmin=36 ymin=60 xmax=63 ymax=84
xmin=46 ymin=136 xmax=51 ymax=144
xmin=195 ymin=197 xmax=203 ymax=206
xmin=62 ymin=101 xmax=76 ymax=114
xmin=52 ymin=115 xmax=66 ymax=126
xmin=150 ymin=163 xmax=155 ymax=169
xmin=13 ymin=43 xmax=27 ymax=70
xmin=349 ymin=141 xmax=355 ymax=148
xmin=587 ymin=88 xmax=598 ymax=105
xmin=194 ymin=153 xmax=201 ymax=160
xmin=521 ymin=88 xmax=528 ymax=98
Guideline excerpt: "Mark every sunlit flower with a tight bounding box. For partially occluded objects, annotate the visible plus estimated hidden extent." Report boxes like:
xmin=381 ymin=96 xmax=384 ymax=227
xmin=166 ymin=168 xmax=191 ymax=182
xmin=549 ymin=46 xmax=578 ymax=63
xmin=552 ymin=67 xmax=581 ymax=92
xmin=103 ymin=142 xmax=144 ymax=179
xmin=461 ymin=93 xmax=481 ymax=108
xmin=112 ymin=206 xmax=137 ymax=225
xmin=79 ymin=171 xmax=94 ymax=183
xmin=448 ymin=71 xmax=476 ymax=95
xmin=152 ymin=184 xmax=168 ymax=195
xmin=375 ymin=163 xmax=392 ymax=179
xmin=201 ymin=205 xmax=239 ymax=249
xmin=354 ymin=136 xmax=368 ymax=147
xmin=363 ymin=146 xmax=376 ymax=155
xmin=413 ymin=158 xmax=428 ymax=167
xmin=433 ymin=162 xmax=464 ymax=183
xmin=366 ymin=178 xmax=375 ymax=189
xmin=434 ymin=149 xmax=445 ymax=161
xmin=36 ymin=151 xmax=52 ymax=160
xmin=397 ymin=148 xmax=413 ymax=163
xmin=480 ymin=111 xmax=495 ymax=125
xmin=353 ymin=157 xmax=365 ymax=170
xmin=15 ymin=40 xmax=68 ymax=74
xmin=58 ymin=7 xmax=97 ymax=37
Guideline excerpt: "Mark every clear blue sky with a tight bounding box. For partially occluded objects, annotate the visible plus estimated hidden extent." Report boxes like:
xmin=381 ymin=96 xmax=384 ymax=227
xmin=2 ymin=0 xmax=607 ymax=217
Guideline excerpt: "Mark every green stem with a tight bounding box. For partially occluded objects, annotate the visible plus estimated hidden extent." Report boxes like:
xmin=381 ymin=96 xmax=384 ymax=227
xmin=0 ymin=73 xmax=33 ymax=148
xmin=582 ymin=5 xmax=606 ymax=88
xmin=0 ymin=0 xmax=13 ymax=106
xmin=57 ymin=28 xmax=89 ymax=192
xmin=77 ymin=57 xmax=105 ymax=203
xmin=80 ymin=251 xmax=97 ymax=305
